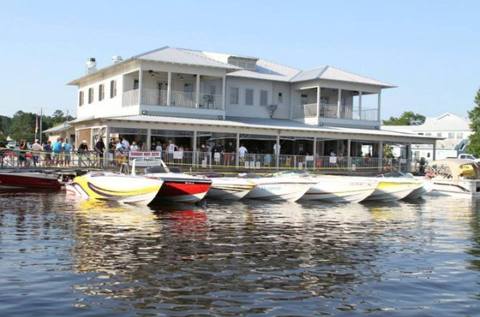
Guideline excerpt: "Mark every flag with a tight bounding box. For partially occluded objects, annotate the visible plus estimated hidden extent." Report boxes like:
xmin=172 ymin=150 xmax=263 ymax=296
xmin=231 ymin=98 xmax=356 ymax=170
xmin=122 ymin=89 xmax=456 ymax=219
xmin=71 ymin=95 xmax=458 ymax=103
xmin=35 ymin=114 xmax=39 ymax=134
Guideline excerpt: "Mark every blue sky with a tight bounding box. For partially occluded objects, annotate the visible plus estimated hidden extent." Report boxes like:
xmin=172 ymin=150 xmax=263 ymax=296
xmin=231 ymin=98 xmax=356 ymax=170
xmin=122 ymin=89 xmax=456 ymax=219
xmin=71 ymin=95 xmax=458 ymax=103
xmin=0 ymin=0 xmax=479 ymax=119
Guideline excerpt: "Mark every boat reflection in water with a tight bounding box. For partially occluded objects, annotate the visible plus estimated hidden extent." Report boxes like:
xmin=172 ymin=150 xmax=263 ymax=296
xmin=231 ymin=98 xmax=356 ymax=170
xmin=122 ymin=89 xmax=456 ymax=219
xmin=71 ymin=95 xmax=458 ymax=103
xmin=69 ymin=199 xmax=398 ymax=312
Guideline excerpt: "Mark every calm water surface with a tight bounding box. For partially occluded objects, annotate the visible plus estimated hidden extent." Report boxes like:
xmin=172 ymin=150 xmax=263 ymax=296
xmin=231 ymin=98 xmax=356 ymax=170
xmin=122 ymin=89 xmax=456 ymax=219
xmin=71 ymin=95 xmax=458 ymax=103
xmin=0 ymin=192 xmax=479 ymax=316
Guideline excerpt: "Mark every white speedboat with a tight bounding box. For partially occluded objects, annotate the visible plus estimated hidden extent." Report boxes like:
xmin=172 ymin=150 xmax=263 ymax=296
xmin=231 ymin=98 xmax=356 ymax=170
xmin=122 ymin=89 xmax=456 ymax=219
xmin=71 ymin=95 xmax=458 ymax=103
xmin=426 ymin=159 xmax=480 ymax=198
xmin=70 ymin=172 xmax=163 ymax=205
xmin=243 ymin=174 xmax=313 ymax=202
xmin=207 ymin=177 xmax=257 ymax=200
xmin=365 ymin=177 xmax=423 ymax=202
xmin=302 ymin=176 xmax=378 ymax=203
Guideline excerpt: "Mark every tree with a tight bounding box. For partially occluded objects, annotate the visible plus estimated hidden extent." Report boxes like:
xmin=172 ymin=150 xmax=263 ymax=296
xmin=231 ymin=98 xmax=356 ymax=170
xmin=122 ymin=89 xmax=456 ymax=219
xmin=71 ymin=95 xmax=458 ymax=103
xmin=9 ymin=111 xmax=36 ymax=142
xmin=383 ymin=111 xmax=426 ymax=126
xmin=0 ymin=115 xmax=11 ymax=139
xmin=467 ymin=88 xmax=480 ymax=156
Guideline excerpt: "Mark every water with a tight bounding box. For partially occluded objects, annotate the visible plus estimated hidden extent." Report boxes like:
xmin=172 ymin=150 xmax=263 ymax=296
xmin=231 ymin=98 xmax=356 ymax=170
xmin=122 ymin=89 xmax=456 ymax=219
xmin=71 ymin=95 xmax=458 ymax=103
xmin=0 ymin=193 xmax=479 ymax=316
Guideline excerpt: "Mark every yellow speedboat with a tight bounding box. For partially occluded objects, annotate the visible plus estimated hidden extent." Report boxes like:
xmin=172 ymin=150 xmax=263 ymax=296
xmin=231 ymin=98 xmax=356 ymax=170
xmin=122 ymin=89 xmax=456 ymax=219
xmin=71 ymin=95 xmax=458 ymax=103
xmin=365 ymin=177 xmax=423 ymax=202
xmin=69 ymin=172 xmax=164 ymax=205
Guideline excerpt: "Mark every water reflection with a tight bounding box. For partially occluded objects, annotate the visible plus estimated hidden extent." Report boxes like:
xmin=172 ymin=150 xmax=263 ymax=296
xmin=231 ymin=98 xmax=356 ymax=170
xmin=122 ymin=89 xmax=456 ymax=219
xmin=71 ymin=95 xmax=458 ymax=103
xmin=0 ymin=193 xmax=480 ymax=316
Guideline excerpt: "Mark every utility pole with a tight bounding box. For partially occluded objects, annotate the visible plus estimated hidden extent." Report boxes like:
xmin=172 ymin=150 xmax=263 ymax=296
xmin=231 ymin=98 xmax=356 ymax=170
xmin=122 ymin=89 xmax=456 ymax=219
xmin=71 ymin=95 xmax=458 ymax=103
xmin=39 ymin=108 xmax=43 ymax=144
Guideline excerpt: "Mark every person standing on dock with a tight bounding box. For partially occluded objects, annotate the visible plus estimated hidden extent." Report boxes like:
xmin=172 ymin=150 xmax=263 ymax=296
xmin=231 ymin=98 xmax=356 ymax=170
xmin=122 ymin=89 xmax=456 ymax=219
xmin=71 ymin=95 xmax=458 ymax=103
xmin=167 ymin=140 xmax=177 ymax=162
xmin=63 ymin=140 xmax=72 ymax=167
xmin=238 ymin=144 xmax=248 ymax=163
xmin=31 ymin=139 xmax=43 ymax=167
xmin=95 ymin=138 xmax=105 ymax=167
xmin=78 ymin=140 xmax=89 ymax=167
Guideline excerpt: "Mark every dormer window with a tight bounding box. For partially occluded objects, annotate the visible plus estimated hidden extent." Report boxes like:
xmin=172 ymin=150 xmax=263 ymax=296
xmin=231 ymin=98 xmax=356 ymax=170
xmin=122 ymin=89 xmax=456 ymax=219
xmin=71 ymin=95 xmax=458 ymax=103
xmin=228 ymin=56 xmax=258 ymax=71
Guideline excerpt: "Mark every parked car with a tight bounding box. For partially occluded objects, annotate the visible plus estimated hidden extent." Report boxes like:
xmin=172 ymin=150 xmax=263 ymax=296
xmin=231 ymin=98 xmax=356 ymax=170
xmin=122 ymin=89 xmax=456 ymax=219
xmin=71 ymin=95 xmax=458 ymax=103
xmin=457 ymin=153 xmax=480 ymax=163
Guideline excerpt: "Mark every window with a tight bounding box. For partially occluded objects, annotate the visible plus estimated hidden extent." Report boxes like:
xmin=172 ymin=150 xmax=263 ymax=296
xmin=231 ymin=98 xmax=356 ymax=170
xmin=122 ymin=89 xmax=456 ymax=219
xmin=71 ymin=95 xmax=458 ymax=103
xmin=425 ymin=132 xmax=432 ymax=136
xmin=79 ymin=91 xmax=84 ymax=106
xmin=133 ymin=79 xmax=139 ymax=90
xmin=229 ymin=87 xmax=239 ymax=105
xmin=448 ymin=132 xmax=455 ymax=138
xmin=278 ymin=92 xmax=283 ymax=103
xmin=457 ymin=132 xmax=463 ymax=139
xmin=110 ymin=80 xmax=117 ymax=98
xmin=436 ymin=132 xmax=442 ymax=137
xmin=245 ymin=89 xmax=254 ymax=106
xmin=88 ymin=88 xmax=94 ymax=104
xmin=418 ymin=133 xmax=424 ymax=135
xmin=98 ymin=84 xmax=104 ymax=101
xmin=260 ymin=90 xmax=268 ymax=106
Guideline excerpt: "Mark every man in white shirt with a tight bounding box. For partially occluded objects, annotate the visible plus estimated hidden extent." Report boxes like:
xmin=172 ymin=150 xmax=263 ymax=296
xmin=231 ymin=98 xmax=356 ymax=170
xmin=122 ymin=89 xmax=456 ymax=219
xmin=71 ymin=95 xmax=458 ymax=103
xmin=121 ymin=138 xmax=130 ymax=151
xmin=167 ymin=140 xmax=177 ymax=161
xmin=273 ymin=143 xmax=281 ymax=156
xmin=238 ymin=144 xmax=248 ymax=161
xmin=31 ymin=139 xmax=43 ymax=166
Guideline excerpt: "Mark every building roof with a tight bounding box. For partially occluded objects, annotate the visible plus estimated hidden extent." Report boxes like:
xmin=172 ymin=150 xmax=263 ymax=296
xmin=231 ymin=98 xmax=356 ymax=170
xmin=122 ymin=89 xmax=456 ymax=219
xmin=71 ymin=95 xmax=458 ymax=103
xmin=75 ymin=114 xmax=437 ymax=143
xmin=69 ymin=46 xmax=395 ymax=88
xmin=135 ymin=47 xmax=240 ymax=70
xmin=385 ymin=113 xmax=471 ymax=132
xmin=43 ymin=122 xmax=72 ymax=134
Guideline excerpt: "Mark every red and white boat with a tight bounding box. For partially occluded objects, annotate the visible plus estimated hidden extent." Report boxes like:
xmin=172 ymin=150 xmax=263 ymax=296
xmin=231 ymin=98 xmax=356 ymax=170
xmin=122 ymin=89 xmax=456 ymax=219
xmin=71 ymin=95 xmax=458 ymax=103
xmin=143 ymin=164 xmax=211 ymax=203
xmin=0 ymin=171 xmax=62 ymax=191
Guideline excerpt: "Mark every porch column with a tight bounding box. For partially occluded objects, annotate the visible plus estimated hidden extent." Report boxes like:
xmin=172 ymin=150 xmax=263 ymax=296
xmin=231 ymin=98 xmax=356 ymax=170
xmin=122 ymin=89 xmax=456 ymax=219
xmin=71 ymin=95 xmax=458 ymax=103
xmin=146 ymin=128 xmax=151 ymax=151
xmin=235 ymin=132 xmax=240 ymax=168
xmin=275 ymin=134 xmax=280 ymax=170
xmin=378 ymin=141 xmax=383 ymax=171
xmin=358 ymin=91 xmax=363 ymax=119
xmin=347 ymin=139 xmax=352 ymax=170
xmin=222 ymin=75 xmax=227 ymax=112
xmin=193 ymin=130 xmax=197 ymax=167
xmin=316 ymin=86 xmax=321 ymax=124
xmin=377 ymin=91 xmax=382 ymax=122
xmin=104 ymin=125 xmax=110 ymax=167
xmin=313 ymin=136 xmax=317 ymax=171
xmin=195 ymin=74 xmax=201 ymax=108
xmin=167 ymin=71 xmax=172 ymax=106
xmin=138 ymin=68 xmax=143 ymax=105
xmin=432 ymin=141 xmax=436 ymax=161
xmin=337 ymin=89 xmax=342 ymax=118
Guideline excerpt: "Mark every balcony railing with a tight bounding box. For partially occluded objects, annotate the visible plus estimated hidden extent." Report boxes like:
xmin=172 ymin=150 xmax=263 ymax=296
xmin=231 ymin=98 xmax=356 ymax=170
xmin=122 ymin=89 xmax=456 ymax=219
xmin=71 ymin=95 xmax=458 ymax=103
xmin=122 ymin=89 xmax=139 ymax=107
xmin=293 ymin=103 xmax=317 ymax=119
xmin=319 ymin=103 xmax=338 ymax=119
xmin=140 ymin=89 xmax=223 ymax=110
xmin=199 ymin=93 xmax=223 ymax=110
xmin=142 ymin=88 xmax=168 ymax=106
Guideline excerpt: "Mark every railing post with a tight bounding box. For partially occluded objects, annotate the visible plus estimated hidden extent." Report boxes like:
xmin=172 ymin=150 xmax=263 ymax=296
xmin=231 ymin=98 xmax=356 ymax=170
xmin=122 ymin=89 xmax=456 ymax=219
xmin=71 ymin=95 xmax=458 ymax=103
xmin=378 ymin=141 xmax=383 ymax=172
xmin=195 ymin=74 xmax=200 ymax=108
xmin=347 ymin=139 xmax=351 ymax=170
xmin=358 ymin=91 xmax=362 ymax=120
xmin=167 ymin=72 xmax=172 ymax=106
xmin=377 ymin=91 xmax=382 ymax=122
xmin=337 ymin=89 xmax=342 ymax=118
xmin=235 ymin=132 xmax=240 ymax=169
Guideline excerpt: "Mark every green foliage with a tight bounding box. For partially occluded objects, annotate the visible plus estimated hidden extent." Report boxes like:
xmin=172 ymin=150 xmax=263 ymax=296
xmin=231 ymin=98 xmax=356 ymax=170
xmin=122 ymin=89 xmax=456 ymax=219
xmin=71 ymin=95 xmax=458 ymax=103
xmin=383 ymin=111 xmax=426 ymax=126
xmin=467 ymin=89 xmax=480 ymax=156
xmin=383 ymin=144 xmax=394 ymax=158
xmin=2 ymin=110 xmax=74 ymax=142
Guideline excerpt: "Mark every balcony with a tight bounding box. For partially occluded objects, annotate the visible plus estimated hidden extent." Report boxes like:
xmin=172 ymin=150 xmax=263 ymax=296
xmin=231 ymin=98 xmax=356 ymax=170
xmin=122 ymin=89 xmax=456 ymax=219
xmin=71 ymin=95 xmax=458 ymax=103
xmin=139 ymin=89 xmax=224 ymax=110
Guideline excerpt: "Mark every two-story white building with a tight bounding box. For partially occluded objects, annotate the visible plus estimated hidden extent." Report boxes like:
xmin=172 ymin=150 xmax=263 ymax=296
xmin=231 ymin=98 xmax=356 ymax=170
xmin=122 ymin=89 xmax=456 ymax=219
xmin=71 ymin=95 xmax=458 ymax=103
xmin=63 ymin=46 xmax=436 ymax=169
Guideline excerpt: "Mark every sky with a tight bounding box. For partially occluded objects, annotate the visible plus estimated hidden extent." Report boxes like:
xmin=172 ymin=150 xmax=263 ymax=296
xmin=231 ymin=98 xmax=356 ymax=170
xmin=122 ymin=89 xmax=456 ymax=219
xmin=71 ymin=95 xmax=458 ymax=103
xmin=0 ymin=0 xmax=479 ymax=119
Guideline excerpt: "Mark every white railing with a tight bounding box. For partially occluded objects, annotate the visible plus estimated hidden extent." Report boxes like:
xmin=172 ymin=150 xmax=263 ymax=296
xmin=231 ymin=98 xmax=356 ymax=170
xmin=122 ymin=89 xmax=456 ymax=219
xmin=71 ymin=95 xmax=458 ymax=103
xmin=199 ymin=93 xmax=223 ymax=110
xmin=293 ymin=103 xmax=317 ymax=119
xmin=171 ymin=90 xmax=195 ymax=108
xmin=122 ymin=89 xmax=139 ymax=106
xmin=319 ymin=103 xmax=338 ymax=119
xmin=142 ymin=88 xmax=168 ymax=106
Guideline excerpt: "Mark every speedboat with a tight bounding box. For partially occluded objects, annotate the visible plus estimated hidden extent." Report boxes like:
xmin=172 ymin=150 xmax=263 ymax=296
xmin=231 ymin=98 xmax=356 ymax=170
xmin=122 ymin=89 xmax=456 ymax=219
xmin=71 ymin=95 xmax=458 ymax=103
xmin=425 ymin=159 xmax=480 ymax=198
xmin=243 ymin=172 xmax=314 ymax=202
xmin=302 ymin=176 xmax=378 ymax=203
xmin=0 ymin=170 xmax=62 ymax=190
xmin=144 ymin=165 xmax=211 ymax=203
xmin=206 ymin=177 xmax=257 ymax=200
xmin=365 ymin=177 xmax=423 ymax=202
xmin=70 ymin=172 xmax=163 ymax=205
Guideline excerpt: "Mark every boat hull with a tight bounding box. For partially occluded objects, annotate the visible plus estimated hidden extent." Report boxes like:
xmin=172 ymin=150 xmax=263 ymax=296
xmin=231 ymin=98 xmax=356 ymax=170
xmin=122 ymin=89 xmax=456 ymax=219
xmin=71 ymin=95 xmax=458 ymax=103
xmin=153 ymin=178 xmax=211 ymax=203
xmin=72 ymin=173 xmax=163 ymax=205
xmin=366 ymin=179 xmax=422 ymax=202
xmin=0 ymin=172 xmax=61 ymax=190
xmin=244 ymin=178 xmax=312 ymax=202
xmin=302 ymin=177 xmax=378 ymax=203
xmin=430 ymin=179 xmax=480 ymax=198
xmin=207 ymin=178 xmax=256 ymax=200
